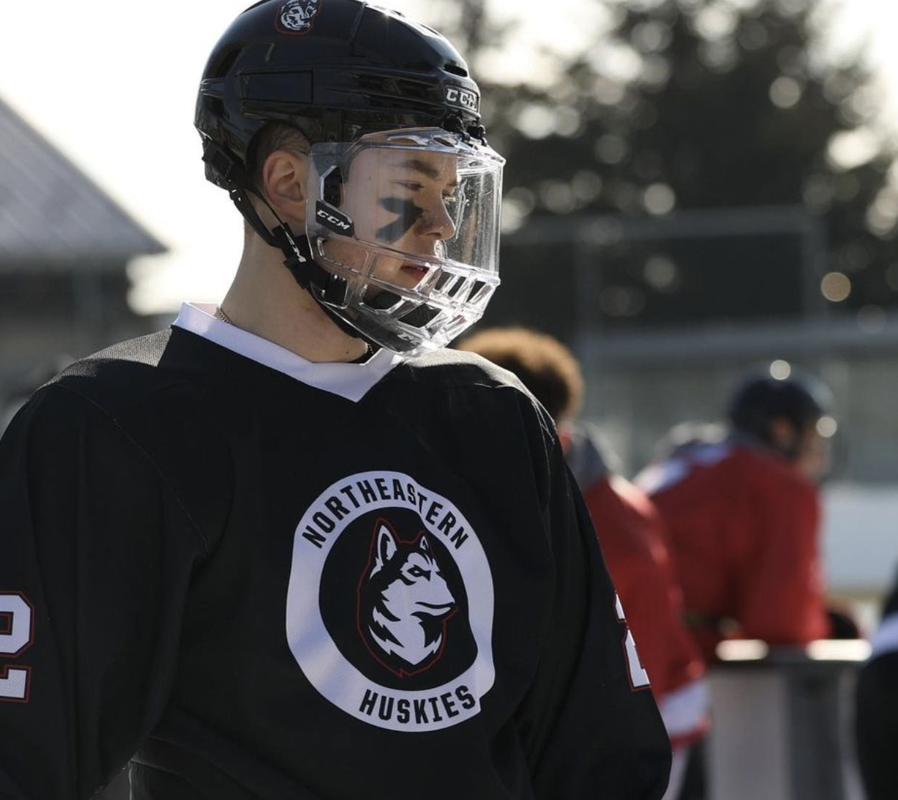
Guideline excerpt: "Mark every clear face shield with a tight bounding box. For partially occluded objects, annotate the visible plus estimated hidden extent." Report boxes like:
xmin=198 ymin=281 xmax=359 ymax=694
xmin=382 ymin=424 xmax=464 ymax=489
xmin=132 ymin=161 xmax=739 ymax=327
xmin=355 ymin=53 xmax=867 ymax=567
xmin=305 ymin=128 xmax=505 ymax=354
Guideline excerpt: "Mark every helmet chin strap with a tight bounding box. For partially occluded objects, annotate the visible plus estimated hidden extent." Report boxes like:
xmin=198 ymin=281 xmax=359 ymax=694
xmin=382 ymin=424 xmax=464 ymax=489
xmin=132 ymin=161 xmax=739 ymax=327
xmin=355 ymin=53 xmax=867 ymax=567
xmin=229 ymin=181 xmax=383 ymax=349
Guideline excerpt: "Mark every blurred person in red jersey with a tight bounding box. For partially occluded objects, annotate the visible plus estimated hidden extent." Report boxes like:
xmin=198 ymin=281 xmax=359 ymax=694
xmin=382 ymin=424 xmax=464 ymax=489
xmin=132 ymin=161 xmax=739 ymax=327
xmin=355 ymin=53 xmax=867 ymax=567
xmin=458 ymin=327 xmax=708 ymax=800
xmin=636 ymin=372 xmax=856 ymax=665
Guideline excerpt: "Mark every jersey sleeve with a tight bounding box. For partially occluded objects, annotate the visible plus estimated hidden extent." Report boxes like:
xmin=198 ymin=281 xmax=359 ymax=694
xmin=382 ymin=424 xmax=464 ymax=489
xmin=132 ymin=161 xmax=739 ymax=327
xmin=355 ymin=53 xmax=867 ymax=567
xmin=856 ymin=586 xmax=898 ymax=800
xmin=582 ymin=477 xmax=707 ymax=747
xmin=0 ymin=386 xmax=210 ymax=799
xmin=736 ymin=475 xmax=830 ymax=645
xmin=514 ymin=419 xmax=671 ymax=800
xmin=856 ymin=649 xmax=898 ymax=800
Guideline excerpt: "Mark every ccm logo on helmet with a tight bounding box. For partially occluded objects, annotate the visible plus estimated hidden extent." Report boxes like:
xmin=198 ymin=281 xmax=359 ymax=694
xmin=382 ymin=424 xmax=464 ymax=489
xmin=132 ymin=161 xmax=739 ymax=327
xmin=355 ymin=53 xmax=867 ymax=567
xmin=445 ymin=87 xmax=479 ymax=113
xmin=316 ymin=203 xmax=355 ymax=235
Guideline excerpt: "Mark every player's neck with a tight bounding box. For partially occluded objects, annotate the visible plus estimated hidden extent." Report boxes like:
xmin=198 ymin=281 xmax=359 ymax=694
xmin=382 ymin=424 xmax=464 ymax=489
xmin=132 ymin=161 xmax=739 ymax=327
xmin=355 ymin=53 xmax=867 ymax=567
xmin=221 ymin=241 xmax=370 ymax=364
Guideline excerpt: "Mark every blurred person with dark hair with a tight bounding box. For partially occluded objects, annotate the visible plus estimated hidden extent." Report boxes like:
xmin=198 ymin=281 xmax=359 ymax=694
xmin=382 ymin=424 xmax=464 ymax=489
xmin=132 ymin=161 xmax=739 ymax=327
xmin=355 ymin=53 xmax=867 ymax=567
xmin=636 ymin=372 xmax=851 ymax=664
xmin=855 ymin=566 xmax=898 ymax=800
xmin=458 ymin=326 xmax=708 ymax=800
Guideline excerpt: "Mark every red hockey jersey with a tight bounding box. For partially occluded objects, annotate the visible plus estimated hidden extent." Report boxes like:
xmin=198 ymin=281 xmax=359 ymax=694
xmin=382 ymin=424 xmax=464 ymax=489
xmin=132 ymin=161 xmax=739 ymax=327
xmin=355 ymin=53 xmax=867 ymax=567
xmin=637 ymin=438 xmax=830 ymax=662
xmin=563 ymin=428 xmax=707 ymax=747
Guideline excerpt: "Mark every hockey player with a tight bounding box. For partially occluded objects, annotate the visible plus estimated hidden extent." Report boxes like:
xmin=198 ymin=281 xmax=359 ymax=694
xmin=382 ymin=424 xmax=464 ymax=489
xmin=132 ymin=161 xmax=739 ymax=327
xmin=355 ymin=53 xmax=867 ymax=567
xmin=0 ymin=2 xmax=670 ymax=799
xmin=457 ymin=327 xmax=708 ymax=800
xmin=636 ymin=373 xmax=837 ymax=663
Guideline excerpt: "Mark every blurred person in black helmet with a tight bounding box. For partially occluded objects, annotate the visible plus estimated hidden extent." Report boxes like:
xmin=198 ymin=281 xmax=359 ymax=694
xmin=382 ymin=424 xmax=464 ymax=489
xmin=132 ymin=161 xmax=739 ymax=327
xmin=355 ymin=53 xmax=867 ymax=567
xmin=636 ymin=371 xmax=851 ymax=665
xmin=0 ymin=3 xmax=670 ymax=799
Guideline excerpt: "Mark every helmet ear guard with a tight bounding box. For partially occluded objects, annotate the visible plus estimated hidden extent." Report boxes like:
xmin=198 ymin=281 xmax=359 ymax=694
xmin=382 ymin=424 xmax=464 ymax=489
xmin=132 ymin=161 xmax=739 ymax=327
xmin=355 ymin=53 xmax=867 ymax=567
xmin=201 ymin=138 xmax=248 ymax=191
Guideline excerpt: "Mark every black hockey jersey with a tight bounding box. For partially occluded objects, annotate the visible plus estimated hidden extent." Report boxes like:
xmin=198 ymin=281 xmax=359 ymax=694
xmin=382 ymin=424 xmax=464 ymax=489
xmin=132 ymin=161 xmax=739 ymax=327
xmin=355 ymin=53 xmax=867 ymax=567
xmin=856 ymin=567 xmax=898 ymax=800
xmin=0 ymin=304 xmax=670 ymax=799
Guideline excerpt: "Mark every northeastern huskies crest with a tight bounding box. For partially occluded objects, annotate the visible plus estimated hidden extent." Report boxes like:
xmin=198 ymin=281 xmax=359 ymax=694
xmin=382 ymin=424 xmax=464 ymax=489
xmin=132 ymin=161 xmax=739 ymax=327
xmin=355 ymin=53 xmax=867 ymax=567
xmin=275 ymin=0 xmax=322 ymax=34
xmin=286 ymin=471 xmax=495 ymax=732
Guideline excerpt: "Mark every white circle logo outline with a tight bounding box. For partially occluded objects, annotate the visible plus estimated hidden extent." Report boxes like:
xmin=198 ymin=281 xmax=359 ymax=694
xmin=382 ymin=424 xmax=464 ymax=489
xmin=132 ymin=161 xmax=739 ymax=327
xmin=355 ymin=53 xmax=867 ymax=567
xmin=285 ymin=470 xmax=495 ymax=732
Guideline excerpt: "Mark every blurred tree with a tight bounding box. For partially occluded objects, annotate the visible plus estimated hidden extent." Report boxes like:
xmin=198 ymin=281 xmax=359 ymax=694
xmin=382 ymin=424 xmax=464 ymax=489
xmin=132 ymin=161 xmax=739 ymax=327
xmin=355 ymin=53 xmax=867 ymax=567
xmin=424 ymin=0 xmax=898 ymax=328
xmin=606 ymin=0 xmax=897 ymax=319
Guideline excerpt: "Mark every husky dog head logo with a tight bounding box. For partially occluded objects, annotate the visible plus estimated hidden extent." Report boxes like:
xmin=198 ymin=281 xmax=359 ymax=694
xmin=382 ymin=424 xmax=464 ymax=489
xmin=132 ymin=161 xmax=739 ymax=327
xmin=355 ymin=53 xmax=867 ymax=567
xmin=358 ymin=519 xmax=457 ymax=677
xmin=276 ymin=0 xmax=321 ymax=34
xmin=288 ymin=471 xmax=496 ymax=732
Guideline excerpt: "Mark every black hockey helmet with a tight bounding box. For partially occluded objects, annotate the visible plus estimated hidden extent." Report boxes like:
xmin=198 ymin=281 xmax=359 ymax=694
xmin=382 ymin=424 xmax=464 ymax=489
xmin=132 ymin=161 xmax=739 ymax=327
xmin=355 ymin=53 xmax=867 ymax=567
xmin=193 ymin=0 xmax=505 ymax=357
xmin=195 ymin=0 xmax=486 ymax=189
xmin=727 ymin=373 xmax=832 ymax=448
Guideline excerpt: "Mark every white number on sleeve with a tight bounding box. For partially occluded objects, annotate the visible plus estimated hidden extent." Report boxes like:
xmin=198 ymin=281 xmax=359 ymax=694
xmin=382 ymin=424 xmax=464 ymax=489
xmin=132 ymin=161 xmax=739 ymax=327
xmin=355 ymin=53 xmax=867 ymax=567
xmin=615 ymin=594 xmax=650 ymax=690
xmin=0 ymin=593 xmax=34 ymax=702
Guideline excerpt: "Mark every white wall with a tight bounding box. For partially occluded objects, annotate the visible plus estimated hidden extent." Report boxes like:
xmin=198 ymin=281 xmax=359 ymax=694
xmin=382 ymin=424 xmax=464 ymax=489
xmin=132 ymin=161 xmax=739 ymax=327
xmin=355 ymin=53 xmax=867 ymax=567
xmin=821 ymin=482 xmax=898 ymax=601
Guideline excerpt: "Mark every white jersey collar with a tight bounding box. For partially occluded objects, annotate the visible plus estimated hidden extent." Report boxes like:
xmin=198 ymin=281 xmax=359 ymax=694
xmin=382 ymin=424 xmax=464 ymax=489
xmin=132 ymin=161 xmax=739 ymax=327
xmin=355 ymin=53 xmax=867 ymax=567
xmin=173 ymin=302 xmax=403 ymax=403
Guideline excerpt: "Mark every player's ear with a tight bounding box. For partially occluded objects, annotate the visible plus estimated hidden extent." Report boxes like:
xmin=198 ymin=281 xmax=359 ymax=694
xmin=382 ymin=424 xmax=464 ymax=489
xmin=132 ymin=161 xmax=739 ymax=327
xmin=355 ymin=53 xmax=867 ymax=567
xmin=261 ymin=149 xmax=308 ymax=224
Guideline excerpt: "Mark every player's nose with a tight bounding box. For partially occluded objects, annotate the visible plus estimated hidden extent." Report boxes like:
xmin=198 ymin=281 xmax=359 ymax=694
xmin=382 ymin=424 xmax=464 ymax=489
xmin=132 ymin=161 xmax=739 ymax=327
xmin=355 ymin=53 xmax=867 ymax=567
xmin=419 ymin=198 xmax=456 ymax=241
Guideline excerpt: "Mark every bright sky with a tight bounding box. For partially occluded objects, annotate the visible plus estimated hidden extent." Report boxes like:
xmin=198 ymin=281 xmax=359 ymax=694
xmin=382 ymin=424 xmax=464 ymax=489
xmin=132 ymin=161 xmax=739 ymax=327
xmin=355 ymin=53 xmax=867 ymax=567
xmin=1 ymin=0 xmax=897 ymax=315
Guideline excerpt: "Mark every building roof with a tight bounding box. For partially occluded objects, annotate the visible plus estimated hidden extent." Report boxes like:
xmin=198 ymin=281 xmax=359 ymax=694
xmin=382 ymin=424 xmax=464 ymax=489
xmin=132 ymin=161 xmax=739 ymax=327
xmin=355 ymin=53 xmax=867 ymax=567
xmin=0 ymin=95 xmax=166 ymax=270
